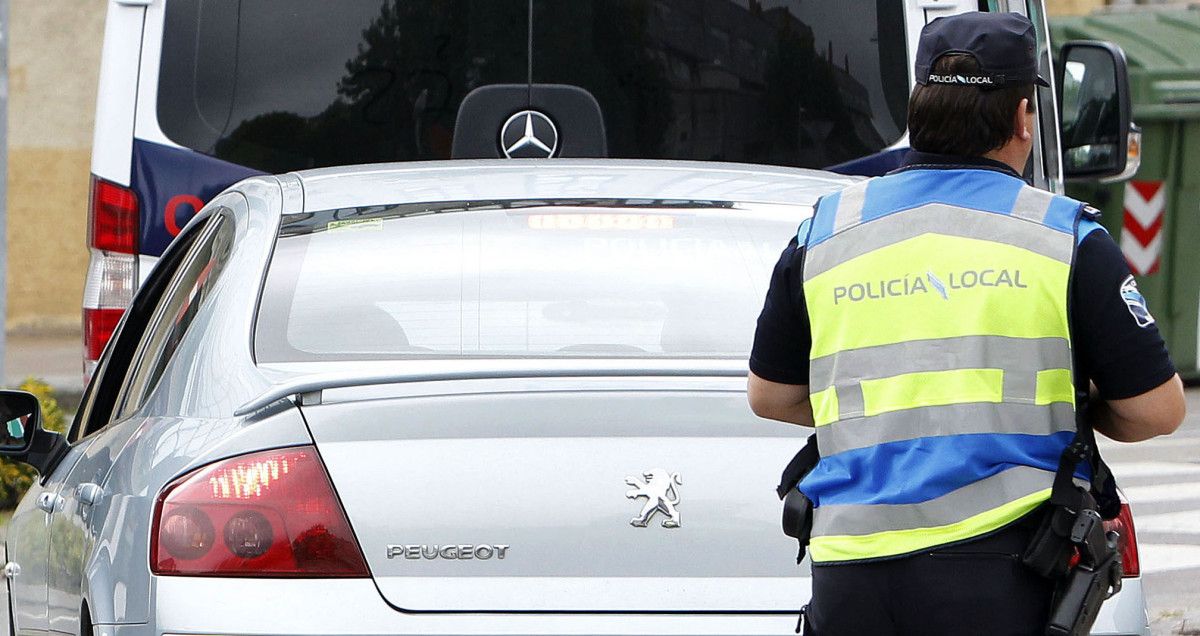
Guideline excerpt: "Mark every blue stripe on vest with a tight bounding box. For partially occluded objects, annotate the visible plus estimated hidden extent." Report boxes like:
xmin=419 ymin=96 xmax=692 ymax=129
xmin=807 ymin=170 xmax=1028 ymax=247
xmin=795 ymin=217 xmax=813 ymax=244
xmin=1077 ymin=216 xmax=1107 ymax=246
xmin=1044 ymin=195 xmax=1083 ymax=234
xmin=798 ymin=430 xmax=1087 ymax=507
xmin=807 ymin=192 xmax=840 ymax=247
xmin=860 ymin=170 xmax=1026 ymax=220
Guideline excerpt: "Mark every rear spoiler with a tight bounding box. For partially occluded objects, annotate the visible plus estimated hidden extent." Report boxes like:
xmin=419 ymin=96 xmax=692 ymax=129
xmin=235 ymin=359 xmax=750 ymax=417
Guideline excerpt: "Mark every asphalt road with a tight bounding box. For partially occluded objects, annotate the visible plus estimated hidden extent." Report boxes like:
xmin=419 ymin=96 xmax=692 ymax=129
xmin=1104 ymin=388 xmax=1200 ymax=636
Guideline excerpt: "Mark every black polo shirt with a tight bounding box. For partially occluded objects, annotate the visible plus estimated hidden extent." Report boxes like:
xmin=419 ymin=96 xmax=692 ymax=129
xmin=749 ymin=152 xmax=1176 ymax=403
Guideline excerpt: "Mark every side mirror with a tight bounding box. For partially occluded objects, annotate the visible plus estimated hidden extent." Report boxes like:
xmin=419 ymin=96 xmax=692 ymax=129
xmin=0 ymin=390 xmax=67 ymax=476
xmin=1057 ymin=41 xmax=1134 ymax=180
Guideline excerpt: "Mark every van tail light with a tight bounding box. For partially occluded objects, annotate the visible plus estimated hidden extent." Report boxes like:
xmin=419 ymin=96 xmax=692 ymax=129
xmin=151 ymin=446 xmax=369 ymax=577
xmin=82 ymin=308 xmax=124 ymax=361
xmin=82 ymin=250 xmax=137 ymax=373
xmin=83 ymin=175 xmax=140 ymax=376
xmin=1103 ymin=502 xmax=1140 ymax=578
xmin=88 ymin=176 xmax=139 ymax=254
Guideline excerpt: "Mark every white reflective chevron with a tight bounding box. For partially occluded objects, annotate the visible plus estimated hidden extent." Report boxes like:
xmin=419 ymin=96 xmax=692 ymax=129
xmin=1123 ymin=182 xmax=1165 ymax=229
xmin=1120 ymin=228 xmax=1162 ymax=275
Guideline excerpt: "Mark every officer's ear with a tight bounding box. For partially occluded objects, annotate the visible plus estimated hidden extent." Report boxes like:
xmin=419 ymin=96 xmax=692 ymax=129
xmin=1014 ymin=97 xmax=1033 ymax=142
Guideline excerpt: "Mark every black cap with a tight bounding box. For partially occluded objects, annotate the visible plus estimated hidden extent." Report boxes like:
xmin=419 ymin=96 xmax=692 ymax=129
xmin=915 ymin=12 xmax=1050 ymax=89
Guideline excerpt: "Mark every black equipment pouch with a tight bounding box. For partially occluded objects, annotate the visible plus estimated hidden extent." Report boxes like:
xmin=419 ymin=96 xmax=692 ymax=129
xmin=1024 ymin=504 xmax=1082 ymax=579
xmin=1024 ymin=438 xmax=1124 ymax=636
xmin=778 ymin=434 xmax=819 ymax=562
xmin=1023 ymin=441 xmax=1095 ymax=578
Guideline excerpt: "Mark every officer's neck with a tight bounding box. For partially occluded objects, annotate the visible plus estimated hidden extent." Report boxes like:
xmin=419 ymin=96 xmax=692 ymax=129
xmin=981 ymin=140 xmax=1032 ymax=177
xmin=982 ymin=105 xmax=1035 ymax=176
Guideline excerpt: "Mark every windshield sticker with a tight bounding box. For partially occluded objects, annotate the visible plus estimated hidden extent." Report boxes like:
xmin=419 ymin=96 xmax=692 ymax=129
xmin=1120 ymin=275 xmax=1155 ymax=328
xmin=327 ymin=218 xmax=384 ymax=233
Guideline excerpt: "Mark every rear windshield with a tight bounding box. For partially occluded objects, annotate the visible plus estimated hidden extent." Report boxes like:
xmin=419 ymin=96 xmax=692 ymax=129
xmin=158 ymin=0 xmax=908 ymax=173
xmin=254 ymin=201 xmax=796 ymax=362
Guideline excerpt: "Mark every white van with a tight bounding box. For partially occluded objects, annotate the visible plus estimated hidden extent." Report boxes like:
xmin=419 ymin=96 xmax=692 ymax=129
xmin=85 ymin=0 xmax=1137 ymax=367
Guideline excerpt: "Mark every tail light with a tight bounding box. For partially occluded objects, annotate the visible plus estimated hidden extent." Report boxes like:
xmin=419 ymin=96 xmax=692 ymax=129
xmin=151 ymin=446 xmax=369 ymax=577
xmin=1103 ymin=502 xmax=1140 ymax=578
xmin=88 ymin=177 xmax=139 ymax=254
xmin=82 ymin=308 xmax=124 ymax=361
xmin=83 ymin=176 xmax=140 ymax=376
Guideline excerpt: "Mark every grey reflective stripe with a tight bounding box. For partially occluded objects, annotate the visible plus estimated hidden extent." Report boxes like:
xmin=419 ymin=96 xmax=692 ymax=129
xmin=1010 ymin=185 xmax=1057 ymax=224
xmin=836 ymin=383 xmax=865 ymax=421
xmin=804 ymin=203 xmax=1074 ymax=280
xmin=809 ymin=335 xmax=1072 ymax=394
xmin=831 ymin=181 xmax=869 ymax=237
xmin=810 ymin=465 xmax=1058 ymax=537
xmin=1002 ymin=370 xmax=1038 ymax=403
xmin=815 ymin=402 xmax=1076 ymax=456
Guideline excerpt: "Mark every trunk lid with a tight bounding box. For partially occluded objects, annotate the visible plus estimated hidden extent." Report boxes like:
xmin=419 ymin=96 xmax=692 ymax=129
xmin=300 ymin=375 xmax=809 ymax=612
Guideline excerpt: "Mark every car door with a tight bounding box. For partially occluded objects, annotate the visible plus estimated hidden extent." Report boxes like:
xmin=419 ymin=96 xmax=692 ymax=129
xmin=4 ymin=218 xmax=199 ymax=636
xmin=5 ymin=439 xmax=85 ymax=634
xmin=1 ymin=240 xmax=180 ymax=628
xmin=24 ymin=209 xmax=226 ymax=635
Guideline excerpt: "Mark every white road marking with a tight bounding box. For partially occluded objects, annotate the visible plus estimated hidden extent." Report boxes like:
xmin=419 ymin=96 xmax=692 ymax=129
xmin=1108 ymin=462 xmax=1200 ymax=480
xmin=1100 ymin=436 xmax=1200 ymax=451
xmin=1132 ymin=510 xmax=1200 ymax=536
xmin=1121 ymin=482 xmax=1200 ymax=504
xmin=1138 ymin=544 xmax=1200 ymax=574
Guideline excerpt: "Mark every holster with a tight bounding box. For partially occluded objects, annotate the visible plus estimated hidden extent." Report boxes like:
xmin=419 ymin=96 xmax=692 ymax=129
xmin=1046 ymin=542 xmax=1123 ymax=636
xmin=1022 ymin=438 xmax=1124 ymax=636
xmin=778 ymin=434 xmax=819 ymax=563
xmin=1024 ymin=503 xmax=1087 ymax=579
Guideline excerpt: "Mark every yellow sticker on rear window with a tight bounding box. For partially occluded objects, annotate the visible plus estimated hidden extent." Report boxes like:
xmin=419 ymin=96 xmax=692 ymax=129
xmin=327 ymin=218 xmax=383 ymax=232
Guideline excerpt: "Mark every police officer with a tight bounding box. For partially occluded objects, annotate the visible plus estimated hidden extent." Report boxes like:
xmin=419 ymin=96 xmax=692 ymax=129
xmin=747 ymin=11 xmax=1185 ymax=636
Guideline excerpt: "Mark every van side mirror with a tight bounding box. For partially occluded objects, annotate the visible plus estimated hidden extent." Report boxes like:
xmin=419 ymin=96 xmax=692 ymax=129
xmin=1058 ymin=41 xmax=1135 ymax=180
xmin=0 ymin=390 xmax=67 ymax=476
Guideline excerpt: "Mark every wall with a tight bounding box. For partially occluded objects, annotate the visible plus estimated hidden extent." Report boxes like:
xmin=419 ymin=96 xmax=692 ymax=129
xmin=7 ymin=1 xmax=106 ymax=335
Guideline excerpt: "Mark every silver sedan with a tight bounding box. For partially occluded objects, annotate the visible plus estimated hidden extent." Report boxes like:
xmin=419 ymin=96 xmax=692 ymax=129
xmin=0 ymin=161 xmax=1149 ymax=635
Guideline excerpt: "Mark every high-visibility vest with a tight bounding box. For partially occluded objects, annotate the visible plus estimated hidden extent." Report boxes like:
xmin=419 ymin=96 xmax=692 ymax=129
xmin=797 ymin=168 xmax=1095 ymax=564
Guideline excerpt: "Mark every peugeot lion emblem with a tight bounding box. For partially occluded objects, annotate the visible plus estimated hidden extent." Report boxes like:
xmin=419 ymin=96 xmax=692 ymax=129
xmin=625 ymin=469 xmax=682 ymax=528
xmin=500 ymin=110 xmax=559 ymax=159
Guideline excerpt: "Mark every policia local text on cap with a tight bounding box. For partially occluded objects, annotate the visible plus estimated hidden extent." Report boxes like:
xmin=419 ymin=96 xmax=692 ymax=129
xmin=748 ymin=11 xmax=1185 ymax=636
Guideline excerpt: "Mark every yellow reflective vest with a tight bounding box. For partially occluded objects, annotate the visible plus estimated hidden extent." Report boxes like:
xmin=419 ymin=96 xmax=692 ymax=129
xmin=797 ymin=168 xmax=1094 ymax=564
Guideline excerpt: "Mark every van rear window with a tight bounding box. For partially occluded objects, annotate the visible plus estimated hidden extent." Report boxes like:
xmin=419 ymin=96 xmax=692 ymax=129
xmin=158 ymin=0 xmax=908 ymax=173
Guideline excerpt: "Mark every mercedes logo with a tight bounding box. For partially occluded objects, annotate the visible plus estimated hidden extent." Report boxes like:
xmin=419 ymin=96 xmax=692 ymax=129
xmin=500 ymin=110 xmax=559 ymax=159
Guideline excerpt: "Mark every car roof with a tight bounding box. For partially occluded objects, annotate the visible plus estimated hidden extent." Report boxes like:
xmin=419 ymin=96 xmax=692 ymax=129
xmin=288 ymin=159 xmax=857 ymax=213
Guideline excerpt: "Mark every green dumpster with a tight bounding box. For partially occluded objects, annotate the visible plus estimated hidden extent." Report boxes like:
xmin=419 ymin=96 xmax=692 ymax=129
xmin=1053 ymin=10 xmax=1200 ymax=379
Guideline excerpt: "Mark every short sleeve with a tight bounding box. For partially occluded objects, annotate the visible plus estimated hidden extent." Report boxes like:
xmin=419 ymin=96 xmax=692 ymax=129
xmin=749 ymin=236 xmax=812 ymax=385
xmin=1071 ymin=229 xmax=1177 ymax=400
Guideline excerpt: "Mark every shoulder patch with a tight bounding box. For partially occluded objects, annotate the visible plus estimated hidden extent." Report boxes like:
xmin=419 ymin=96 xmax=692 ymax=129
xmin=1120 ymin=275 xmax=1156 ymax=328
